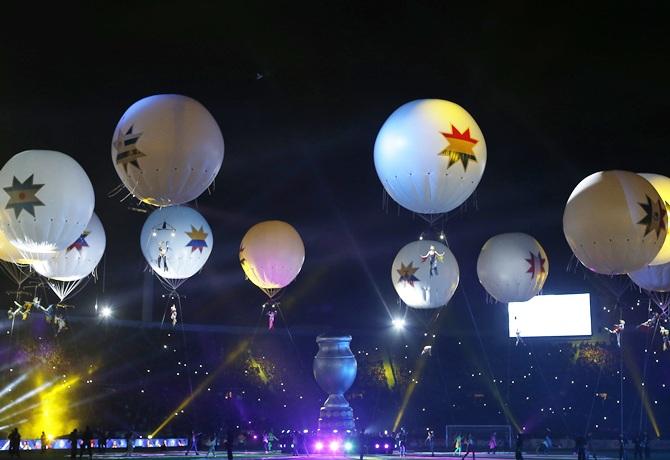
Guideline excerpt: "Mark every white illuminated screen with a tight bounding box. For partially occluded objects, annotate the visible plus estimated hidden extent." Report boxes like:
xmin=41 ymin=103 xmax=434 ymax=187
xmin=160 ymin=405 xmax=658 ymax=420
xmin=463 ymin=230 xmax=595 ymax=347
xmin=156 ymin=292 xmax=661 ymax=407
xmin=508 ymin=293 xmax=592 ymax=338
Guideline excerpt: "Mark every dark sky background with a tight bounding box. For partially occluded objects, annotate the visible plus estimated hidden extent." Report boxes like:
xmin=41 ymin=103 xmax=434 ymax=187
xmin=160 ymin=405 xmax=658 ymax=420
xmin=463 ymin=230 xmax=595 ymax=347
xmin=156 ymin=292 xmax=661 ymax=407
xmin=1 ymin=3 xmax=669 ymax=339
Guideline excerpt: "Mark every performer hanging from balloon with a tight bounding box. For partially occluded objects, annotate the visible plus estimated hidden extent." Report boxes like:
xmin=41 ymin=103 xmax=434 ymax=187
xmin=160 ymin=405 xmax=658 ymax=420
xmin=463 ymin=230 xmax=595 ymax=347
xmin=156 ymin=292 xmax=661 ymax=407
xmin=637 ymin=312 xmax=660 ymax=330
xmin=7 ymin=303 xmax=22 ymax=320
xmin=661 ymin=326 xmax=669 ymax=351
xmin=54 ymin=314 xmax=68 ymax=335
xmin=421 ymin=345 xmax=432 ymax=357
xmin=157 ymin=241 xmax=170 ymax=272
xmin=515 ymin=328 xmax=525 ymax=347
xmin=263 ymin=302 xmax=279 ymax=330
xmin=38 ymin=303 xmax=55 ymax=323
xmin=10 ymin=297 xmax=46 ymax=321
xmin=420 ymin=245 xmax=445 ymax=277
xmin=604 ymin=320 xmax=625 ymax=347
xmin=170 ymin=304 xmax=178 ymax=327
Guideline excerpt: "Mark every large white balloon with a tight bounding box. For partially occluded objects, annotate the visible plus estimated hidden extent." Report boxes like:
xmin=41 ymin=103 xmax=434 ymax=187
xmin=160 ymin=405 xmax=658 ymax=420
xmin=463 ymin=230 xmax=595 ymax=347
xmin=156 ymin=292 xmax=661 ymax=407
xmin=477 ymin=233 xmax=548 ymax=303
xmin=563 ymin=170 xmax=667 ymax=275
xmin=639 ymin=173 xmax=670 ymax=265
xmin=112 ymin=94 xmax=225 ymax=207
xmin=374 ymin=99 xmax=486 ymax=214
xmin=629 ymin=262 xmax=670 ymax=292
xmin=32 ymin=213 xmax=106 ymax=282
xmin=140 ymin=205 xmax=213 ymax=282
xmin=0 ymin=150 xmax=95 ymax=259
xmin=391 ymin=240 xmax=459 ymax=309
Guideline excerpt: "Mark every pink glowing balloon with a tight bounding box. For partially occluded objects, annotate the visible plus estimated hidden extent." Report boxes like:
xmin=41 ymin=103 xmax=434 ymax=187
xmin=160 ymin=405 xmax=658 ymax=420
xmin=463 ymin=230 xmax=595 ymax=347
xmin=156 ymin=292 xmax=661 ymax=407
xmin=239 ymin=220 xmax=305 ymax=298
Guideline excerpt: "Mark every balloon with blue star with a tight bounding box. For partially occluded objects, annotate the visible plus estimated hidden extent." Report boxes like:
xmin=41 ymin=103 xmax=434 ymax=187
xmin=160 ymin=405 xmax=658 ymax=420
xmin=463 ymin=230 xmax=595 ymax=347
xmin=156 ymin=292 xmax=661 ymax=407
xmin=140 ymin=205 xmax=213 ymax=290
xmin=112 ymin=94 xmax=224 ymax=207
xmin=0 ymin=150 xmax=94 ymax=261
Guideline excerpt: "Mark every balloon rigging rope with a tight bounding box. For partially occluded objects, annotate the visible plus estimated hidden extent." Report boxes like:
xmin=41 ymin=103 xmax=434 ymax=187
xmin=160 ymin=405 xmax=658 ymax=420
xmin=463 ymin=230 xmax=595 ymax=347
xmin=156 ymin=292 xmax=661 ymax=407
xmin=635 ymin=312 xmax=661 ymax=433
xmin=276 ymin=305 xmax=307 ymax=373
xmin=174 ymin=292 xmax=196 ymax=411
xmin=583 ymin=361 xmax=604 ymax=436
xmin=154 ymin=273 xmax=186 ymax=292
xmin=107 ymin=183 xmax=126 ymax=198
xmin=433 ymin=344 xmax=451 ymax=406
xmin=460 ymin=286 xmax=510 ymax=415
xmin=526 ymin=340 xmax=571 ymax=434
xmin=46 ymin=276 xmax=90 ymax=303
xmin=0 ymin=262 xmax=31 ymax=288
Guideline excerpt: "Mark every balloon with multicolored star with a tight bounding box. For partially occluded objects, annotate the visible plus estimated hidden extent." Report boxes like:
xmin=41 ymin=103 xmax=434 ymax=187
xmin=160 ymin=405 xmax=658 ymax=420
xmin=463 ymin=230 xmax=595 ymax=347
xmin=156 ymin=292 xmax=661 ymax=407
xmin=563 ymin=171 xmax=667 ymax=275
xmin=374 ymin=99 xmax=486 ymax=215
xmin=32 ymin=212 xmax=106 ymax=282
xmin=0 ymin=150 xmax=94 ymax=261
xmin=140 ymin=205 xmax=213 ymax=286
xmin=111 ymin=94 xmax=224 ymax=207
xmin=638 ymin=173 xmax=670 ymax=266
xmin=391 ymin=240 xmax=459 ymax=309
xmin=477 ymin=233 xmax=548 ymax=303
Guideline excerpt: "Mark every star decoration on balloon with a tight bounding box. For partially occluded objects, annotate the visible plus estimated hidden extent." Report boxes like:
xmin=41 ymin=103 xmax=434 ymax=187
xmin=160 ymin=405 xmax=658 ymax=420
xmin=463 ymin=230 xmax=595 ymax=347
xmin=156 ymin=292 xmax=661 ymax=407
xmin=67 ymin=230 xmax=91 ymax=252
xmin=525 ymin=251 xmax=547 ymax=279
xmin=114 ymin=125 xmax=146 ymax=173
xmin=239 ymin=246 xmax=246 ymax=266
xmin=637 ymin=195 xmax=667 ymax=238
xmin=397 ymin=261 xmax=420 ymax=286
xmin=438 ymin=125 xmax=478 ymax=171
xmin=3 ymin=175 xmax=45 ymax=218
xmin=185 ymin=225 xmax=208 ymax=253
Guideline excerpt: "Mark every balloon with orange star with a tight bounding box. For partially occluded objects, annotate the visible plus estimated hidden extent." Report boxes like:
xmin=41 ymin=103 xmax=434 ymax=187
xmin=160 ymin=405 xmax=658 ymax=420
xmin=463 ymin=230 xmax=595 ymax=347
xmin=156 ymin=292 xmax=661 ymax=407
xmin=392 ymin=239 xmax=459 ymax=309
xmin=477 ymin=233 xmax=549 ymax=303
xmin=374 ymin=99 xmax=487 ymax=215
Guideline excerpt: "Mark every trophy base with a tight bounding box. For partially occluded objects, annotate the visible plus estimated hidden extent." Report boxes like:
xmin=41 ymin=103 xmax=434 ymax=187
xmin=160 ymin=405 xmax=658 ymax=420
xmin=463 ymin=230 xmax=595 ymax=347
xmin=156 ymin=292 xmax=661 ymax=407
xmin=318 ymin=394 xmax=355 ymax=431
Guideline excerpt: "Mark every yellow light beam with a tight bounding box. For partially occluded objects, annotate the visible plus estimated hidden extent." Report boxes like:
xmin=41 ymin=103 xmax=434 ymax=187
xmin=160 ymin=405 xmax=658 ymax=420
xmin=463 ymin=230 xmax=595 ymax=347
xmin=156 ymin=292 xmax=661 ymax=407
xmin=623 ymin=346 xmax=660 ymax=437
xmin=393 ymin=353 xmax=427 ymax=431
xmin=0 ymin=379 xmax=56 ymax=415
xmin=150 ymin=339 xmax=249 ymax=438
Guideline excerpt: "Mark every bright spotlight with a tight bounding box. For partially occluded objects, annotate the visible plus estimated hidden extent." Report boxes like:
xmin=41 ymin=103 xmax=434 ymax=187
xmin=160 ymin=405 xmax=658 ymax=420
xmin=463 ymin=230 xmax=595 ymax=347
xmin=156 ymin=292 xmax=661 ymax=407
xmin=392 ymin=317 xmax=406 ymax=330
xmin=314 ymin=441 xmax=324 ymax=451
xmin=329 ymin=441 xmax=339 ymax=452
xmin=100 ymin=306 xmax=112 ymax=318
xmin=344 ymin=441 xmax=353 ymax=452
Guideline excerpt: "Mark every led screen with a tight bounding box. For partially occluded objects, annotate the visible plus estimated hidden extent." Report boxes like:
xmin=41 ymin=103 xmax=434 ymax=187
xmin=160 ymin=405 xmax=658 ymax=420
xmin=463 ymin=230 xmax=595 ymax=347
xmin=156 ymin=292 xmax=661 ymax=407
xmin=508 ymin=293 xmax=592 ymax=338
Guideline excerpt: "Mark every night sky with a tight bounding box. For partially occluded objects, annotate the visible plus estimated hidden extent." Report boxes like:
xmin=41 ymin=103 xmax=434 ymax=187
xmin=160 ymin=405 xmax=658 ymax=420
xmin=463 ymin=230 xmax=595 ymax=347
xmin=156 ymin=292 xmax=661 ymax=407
xmin=1 ymin=2 xmax=669 ymax=439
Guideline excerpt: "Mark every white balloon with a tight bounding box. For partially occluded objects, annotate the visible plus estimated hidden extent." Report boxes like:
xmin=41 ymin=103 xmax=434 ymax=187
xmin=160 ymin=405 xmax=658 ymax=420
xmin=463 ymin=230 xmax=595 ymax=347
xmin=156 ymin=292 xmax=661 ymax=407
xmin=629 ymin=262 xmax=670 ymax=292
xmin=0 ymin=150 xmax=94 ymax=259
xmin=112 ymin=94 xmax=224 ymax=207
xmin=140 ymin=205 xmax=213 ymax=281
xmin=563 ymin=171 xmax=667 ymax=275
xmin=477 ymin=233 xmax=548 ymax=303
xmin=32 ymin=213 xmax=105 ymax=282
xmin=391 ymin=240 xmax=459 ymax=309
xmin=374 ymin=99 xmax=486 ymax=214
xmin=638 ymin=173 xmax=670 ymax=265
